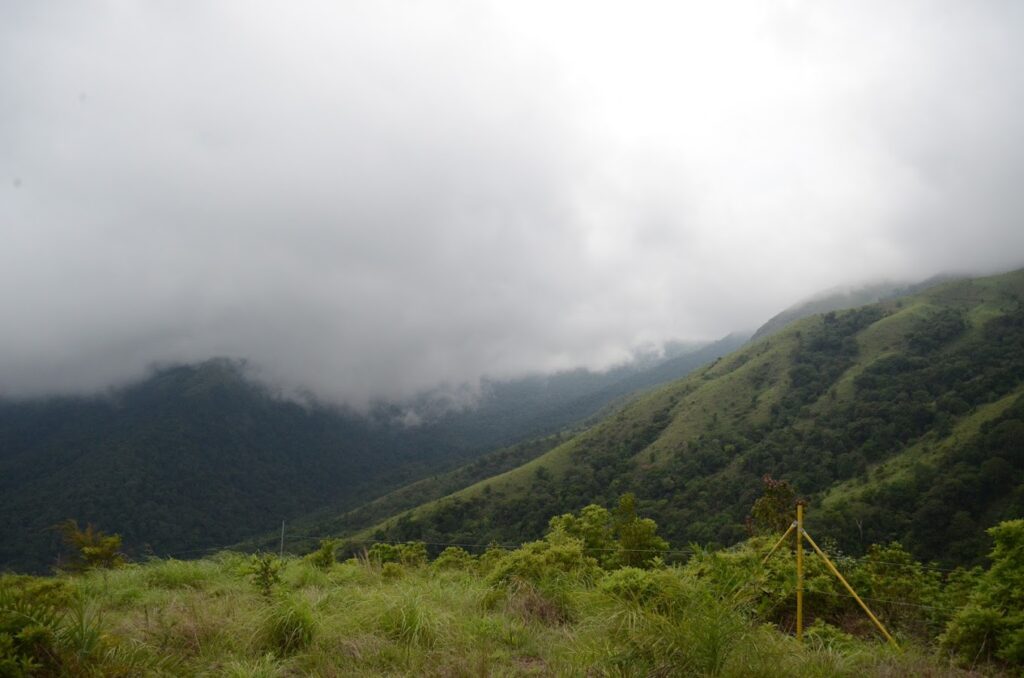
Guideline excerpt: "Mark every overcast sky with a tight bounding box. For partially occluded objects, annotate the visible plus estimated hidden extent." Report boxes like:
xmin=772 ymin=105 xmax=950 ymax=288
xmin=2 ymin=1 xmax=1023 ymax=404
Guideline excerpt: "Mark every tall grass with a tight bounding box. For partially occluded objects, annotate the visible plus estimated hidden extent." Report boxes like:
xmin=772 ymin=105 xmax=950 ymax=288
xmin=2 ymin=554 xmax=995 ymax=676
xmin=256 ymin=594 xmax=318 ymax=655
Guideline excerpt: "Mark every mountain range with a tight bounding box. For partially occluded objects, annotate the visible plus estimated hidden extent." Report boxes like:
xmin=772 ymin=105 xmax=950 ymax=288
xmin=4 ymin=269 xmax=1021 ymax=573
xmin=0 ymin=332 xmax=744 ymax=572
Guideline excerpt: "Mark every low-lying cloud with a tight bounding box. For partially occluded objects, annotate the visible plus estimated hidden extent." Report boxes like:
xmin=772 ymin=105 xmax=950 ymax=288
xmin=2 ymin=1 xmax=1023 ymax=404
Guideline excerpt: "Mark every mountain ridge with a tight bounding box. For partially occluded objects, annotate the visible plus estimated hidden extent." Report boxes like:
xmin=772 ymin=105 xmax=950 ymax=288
xmin=346 ymin=269 xmax=1024 ymax=566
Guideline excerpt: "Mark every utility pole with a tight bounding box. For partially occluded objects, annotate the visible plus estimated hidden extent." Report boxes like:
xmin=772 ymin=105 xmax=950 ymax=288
xmin=762 ymin=501 xmax=897 ymax=647
xmin=795 ymin=500 xmax=805 ymax=642
xmin=279 ymin=521 xmax=285 ymax=558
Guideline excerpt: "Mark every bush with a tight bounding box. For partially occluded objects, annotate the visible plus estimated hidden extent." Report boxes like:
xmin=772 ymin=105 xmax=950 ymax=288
xmin=246 ymin=554 xmax=283 ymax=598
xmin=0 ymin=576 xmax=169 ymax=676
xmin=366 ymin=542 xmax=428 ymax=567
xmin=847 ymin=542 xmax=944 ymax=637
xmin=54 ymin=520 xmax=126 ymax=573
xmin=381 ymin=562 xmax=404 ymax=580
xmin=598 ymin=567 xmax=661 ymax=605
xmin=502 ymin=578 xmax=574 ymax=626
xmin=547 ymin=494 xmax=668 ymax=569
xmin=941 ymin=519 xmax=1024 ymax=666
xmin=305 ymin=538 xmax=340 ymax=570
xmin=485 ymin=535 xmax=600 ymax=589
xmin=748 ymin=475 xmax=797 ymax=535
xmin=432 ymin=546 xmax=475 ymax=571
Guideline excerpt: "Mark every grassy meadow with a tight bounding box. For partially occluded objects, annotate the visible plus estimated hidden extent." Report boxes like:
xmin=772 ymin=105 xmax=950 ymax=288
xmin=4 ymin=516 xmax=1017 ymax=677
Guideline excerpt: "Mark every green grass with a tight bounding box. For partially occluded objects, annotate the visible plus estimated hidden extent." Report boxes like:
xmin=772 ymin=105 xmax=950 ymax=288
xmin=4 ymin=550 xmax=999 ymax=677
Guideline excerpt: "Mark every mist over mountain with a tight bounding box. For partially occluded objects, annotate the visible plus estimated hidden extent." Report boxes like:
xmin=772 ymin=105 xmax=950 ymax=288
xmin=350 ymin=269 xmax=1024 ymax=567
xmin=749 ymin=275 xmax=959 ymax=342
xmin=3 ymin=2 xmax=1024 ymax=406
xmin=0 ymin=334 xmax=743 ymax=572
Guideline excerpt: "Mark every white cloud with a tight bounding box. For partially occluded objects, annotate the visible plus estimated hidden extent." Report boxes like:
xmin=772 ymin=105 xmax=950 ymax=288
xmin=1 ymin=1 xmax=1022 ymax=403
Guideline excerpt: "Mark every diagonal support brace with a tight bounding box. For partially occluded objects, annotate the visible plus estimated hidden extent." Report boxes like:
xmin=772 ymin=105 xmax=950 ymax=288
xmin=801 ymin=528 xmax=899 ymax=647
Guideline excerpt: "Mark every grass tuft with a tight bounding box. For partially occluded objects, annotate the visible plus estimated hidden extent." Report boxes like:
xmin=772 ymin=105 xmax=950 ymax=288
xmin=256 ymin=594 xmax=318 ymax=656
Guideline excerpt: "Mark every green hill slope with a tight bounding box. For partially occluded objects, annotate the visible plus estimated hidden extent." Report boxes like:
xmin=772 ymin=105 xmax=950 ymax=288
xmin=0 ymin=360 xmax=461 ymax=573
xmin=0 ymin=333 xmax=743 ymax=573
xmin=356 ymin=270 xmax=1024 ymax=566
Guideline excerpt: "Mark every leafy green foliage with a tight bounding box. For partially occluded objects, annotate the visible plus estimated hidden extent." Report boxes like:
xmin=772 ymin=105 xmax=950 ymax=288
xmin=748 ymin=475 xmax=797 ymax=535
xmin=246 ymin=553 xmax=283 ymax=598
xmin=431 ymin=546 xmax=475 ymax=571
xmin=941 ymin=519 xmax=1024 ymax=666
xmin=304 ymin=538 xmax=339 ymax=570
xmin=598 ymin=566 xmax=667 ymax=605
xmin=54 ymin=520 xmax=125 ymax=572
xmin=484 ymin=534 xmax=600 ymax=589
xmin=548 ymin=494 xmax=668 ymax=569
xmin=366 ymin=542 xmax=428 ymax=568
xmin=0 ymin=574 xmax=171 ymax=675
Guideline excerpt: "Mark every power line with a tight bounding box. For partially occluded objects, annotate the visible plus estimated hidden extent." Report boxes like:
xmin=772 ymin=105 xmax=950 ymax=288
xmin=813 ymin=589 xmax=958 ymax=613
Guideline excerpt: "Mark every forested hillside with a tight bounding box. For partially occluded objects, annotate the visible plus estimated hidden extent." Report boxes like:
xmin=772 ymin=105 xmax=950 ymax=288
xmin=0 ymin=360 xmax=442 ymax=573
xmin=0 ymin=336 xmax=742 ymax=573
xmin=357 ymin=270 xmax=1024 ymax=567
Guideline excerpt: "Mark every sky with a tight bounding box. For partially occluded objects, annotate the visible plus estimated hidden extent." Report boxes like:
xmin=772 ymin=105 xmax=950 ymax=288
xmin=2 ymin=1 xmax=1023 ymax=405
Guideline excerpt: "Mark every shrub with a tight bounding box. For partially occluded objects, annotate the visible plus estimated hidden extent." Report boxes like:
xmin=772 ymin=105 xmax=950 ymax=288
xmin=432 ymin=546 xmax=475 ymax=571
xmin=485 ymin=535 xmax=600 ymax=589
xmin=502 ymin=578 xmax=573 ymax=626
xmin=305 ymin=538 xmax=340 ymax=570
xmin=0 ymin=576 xmax=170 ymax=676
xmin=613 ymin=494 xmax=670 ymax=569
xmin=54 ymin=520 xmax=126 ymax=573
xmin=366 ymin=542 xmax=428 ymax=567
xmin=848 ymin=541 xmax=944 ymax=637
xmin=0 ymin=576 xmax=65 ymax=675
xmin=381 ymin=562 xmax=404 ymax=580
xmin=941 ymin=519 xmax=1024 ymax=666
xmin=476 ymin=544 xmax=509 ymax=576
xmin=547 ymin=494 xmax=668 ymax=569
xmin=606 ymin=567 xmax=689 ymax=621
xmin=246 ymin=553 xmax=283 ymax=598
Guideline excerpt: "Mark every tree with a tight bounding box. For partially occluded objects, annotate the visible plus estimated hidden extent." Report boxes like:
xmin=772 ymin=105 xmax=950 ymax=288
xmin=548 ymin=494 xmax=667 ymax=569
xmin=54 ymin=520 xmax=125 ymax=572
xmin=748 ymin=475 xmax=797 ymax=535
xmin=612 ymin=493 xmax=669 ymax=568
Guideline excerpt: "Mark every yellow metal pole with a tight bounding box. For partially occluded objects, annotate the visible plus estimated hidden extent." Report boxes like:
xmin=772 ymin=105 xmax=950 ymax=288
xmin=761 ymin=522 xmax=796 ymax=565
xmin=796 ymin=501 xmax=804 ymax=642
xmin=802 ymin=529 xmax=898 ymax=647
